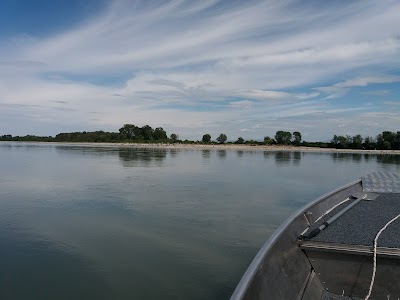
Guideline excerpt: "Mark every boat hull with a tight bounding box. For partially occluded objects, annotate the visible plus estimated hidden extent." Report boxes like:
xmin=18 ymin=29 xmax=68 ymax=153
xmin=230 ymin=179 xmax=363 ymax=300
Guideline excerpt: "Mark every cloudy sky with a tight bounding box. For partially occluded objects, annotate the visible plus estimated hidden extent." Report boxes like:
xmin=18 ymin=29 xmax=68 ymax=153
xmin=1 ymin=0 xmax=400 ymax=141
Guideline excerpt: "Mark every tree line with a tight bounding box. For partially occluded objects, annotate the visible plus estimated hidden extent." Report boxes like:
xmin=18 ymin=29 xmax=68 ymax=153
xmin=1 ymin=124 xmax=400 ymax=150
xmin=330 ymin=131 xmax=400 ymax=150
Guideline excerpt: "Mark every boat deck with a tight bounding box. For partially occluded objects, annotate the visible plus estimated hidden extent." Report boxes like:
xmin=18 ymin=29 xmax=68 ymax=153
xmin=307 ymin=193 xmax=400 ymax=248
xmin=230 ymin=172 xmax=400 ymax=300
xmin=299 ymin=173 xmax=400 ymax=299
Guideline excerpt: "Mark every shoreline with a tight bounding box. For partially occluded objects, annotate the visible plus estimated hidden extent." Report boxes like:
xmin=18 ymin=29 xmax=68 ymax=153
xmin=2 ymin=141 xmax=400 ymax=155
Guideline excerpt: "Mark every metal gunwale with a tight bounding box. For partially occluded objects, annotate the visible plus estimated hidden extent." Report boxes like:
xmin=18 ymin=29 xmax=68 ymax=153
xmin=230 ymin=178 xmax=361 ymax=300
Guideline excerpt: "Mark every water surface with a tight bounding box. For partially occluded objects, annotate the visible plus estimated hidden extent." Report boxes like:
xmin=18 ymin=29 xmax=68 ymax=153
xmin=0 ymin=142 xmax=399 ymax=299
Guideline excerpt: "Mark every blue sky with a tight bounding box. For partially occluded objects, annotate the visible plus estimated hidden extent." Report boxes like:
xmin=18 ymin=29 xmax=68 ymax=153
xmin=1 ymin=0 xmax=400 ymax=141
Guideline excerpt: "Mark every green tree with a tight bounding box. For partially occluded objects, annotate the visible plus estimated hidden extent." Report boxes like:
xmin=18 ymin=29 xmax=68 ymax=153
xmin=292 ymin=131 xmax=302 ymax=146
xmin=119 ymin=124 xmax=139 ymax=139
xmin=395 ymin=132 xmax=400 ymax=150
xmin=216 ymin=133 xmax=227 ymax=144
xmin=380 ymin=131 xmax=396 ymax=150
xmin=382 ymin=131 xmax=395 ymax=143
xmin=275 ymin=131 xmax=292 ymax=145
xmin=264 ymin=136 xmax=273 ymax=145
xmin=375 ymin=131 xmax=396 ymax=150
xmin=363 ymin=136 xmax=376 ymax=150
xmin=346 ymin=135 xmax=353 ymax=146
xmin=352 ymin=135 xmax=363 ymax=149
xmin=336 ymin=135 xmax=348 ymax=149
xmin=376 ymin=133 xmax=383 ymax=149
xmin=140 ymin=125 xmax=154 ymax=140
xmin=331 ymin=135 xmax=339 ymax=147
xmin=235 ymin=137 xmax=244 ymax=144
xmin=170 ymin=133 xmax=179 ymax=142
xmin=202 ymin=134 xmax=211 ymax=143
xmin=383 ymin=140 xmax=392 ymax=150
xmin=153 ymin=127 xmax=167 ymax=140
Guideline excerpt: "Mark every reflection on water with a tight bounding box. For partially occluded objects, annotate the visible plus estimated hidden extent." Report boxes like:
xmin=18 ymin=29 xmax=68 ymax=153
xmin=263 ymin=151 xmax=273 ymax=159
xmin=169 ymin=148 xmax=179 ymax=157
xmin=293 ymin=152 xmax=301 ymax=165
xmin=0 ymin=142 xmax=400 ymax=300
xmin=377 ymin=154 xmax=400 ymax=165
xmin=274 ymin=151 xmax=292 ymax=166
xmin=263 ymin=151 xmax=303 ymax=166
xmin=331 ymin=152 xmax=400 ymax=167
xmin=201 ymin=149 xmax=210 ymax=159
xmin=118 ymin=148 xmax=167 ymax=167
xmin=217 ymin=149 xmax=227 ymax=159
xmin=331 ymin=152 xmax=363 ymax=162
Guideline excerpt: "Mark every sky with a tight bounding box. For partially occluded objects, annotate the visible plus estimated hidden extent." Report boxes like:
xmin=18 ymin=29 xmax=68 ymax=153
xmin=1 ymin=0 xmax=400 ymax=142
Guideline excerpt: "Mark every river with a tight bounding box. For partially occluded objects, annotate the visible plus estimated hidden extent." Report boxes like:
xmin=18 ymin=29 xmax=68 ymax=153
xmin=0 ymin=142 xmax=399 ymax=299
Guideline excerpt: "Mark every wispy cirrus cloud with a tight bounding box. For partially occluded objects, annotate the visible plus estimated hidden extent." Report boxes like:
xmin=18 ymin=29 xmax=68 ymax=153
xmin=315 ymin=76 xmax=400 ymax=99
xmin=234 ymin=90 xmax=320 ymax=102
xmin=0 ymin=0 xmax=400 ymax=140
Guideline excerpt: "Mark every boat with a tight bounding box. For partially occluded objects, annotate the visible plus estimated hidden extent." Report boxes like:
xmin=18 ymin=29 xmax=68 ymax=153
xmin=230 ymin=172 xmax=400 ymax=300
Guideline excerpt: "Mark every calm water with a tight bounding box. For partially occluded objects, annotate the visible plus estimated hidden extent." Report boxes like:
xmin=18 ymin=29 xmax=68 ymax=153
xmin=0 ymin=142 xmax=400 ymax=299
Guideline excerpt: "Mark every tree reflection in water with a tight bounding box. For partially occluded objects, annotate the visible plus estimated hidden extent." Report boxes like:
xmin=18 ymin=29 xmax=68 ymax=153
xmin=331 ymin=153 xmax=400 ymax=165
xmin=118 ymin=148 xmax=167 ymax=167
xmin=201 ymin=149 xmax=211 ymax=159
xmin=217 ymin=150 xmax=226 ymax=159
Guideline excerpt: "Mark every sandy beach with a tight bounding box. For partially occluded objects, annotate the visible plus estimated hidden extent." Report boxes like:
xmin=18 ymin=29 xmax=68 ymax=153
xmin=11 ymin=141 xmax=400 ymax=155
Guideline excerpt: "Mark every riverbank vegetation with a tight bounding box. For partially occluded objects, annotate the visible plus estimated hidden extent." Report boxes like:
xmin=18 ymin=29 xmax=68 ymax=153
xmin=1 ymin=124 xmax=400 ymax=150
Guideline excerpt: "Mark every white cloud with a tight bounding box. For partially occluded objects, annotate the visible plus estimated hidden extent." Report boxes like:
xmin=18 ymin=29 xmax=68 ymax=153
xmin=315 ymin=76 xmax=400 ymax=99
xmin=229 ymin=100 xmax=254 ymax=109
xmin=1 ymin=0 xmax=400 ymax=139
xmin=233 ymin=90 xmax=320 ymax=102
xmin=234 ymin=90 xmax=294 ymax=101
xmin=335 ymin=76 xmax=400 ymax=88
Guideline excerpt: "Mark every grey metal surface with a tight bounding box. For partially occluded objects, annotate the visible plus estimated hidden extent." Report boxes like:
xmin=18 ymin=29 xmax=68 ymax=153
xmin=362 ymin=171 xmax=400 ymax=193
xmin=307 ymin=193 xmax=400 ymax=247
xmin=300 ymin=174 xmax=400 ymax=299
xmin=231 ymin=173 xmax=400 ymax=300
xmin=305 ymin=248 xmax=400 ymax=299
xmin=324 ymin=197 xmax=362 ymax=225
xmin=301 ymin=241 xmax=400 ymax=258
xmin=321 ymin=291 xmax=362 ymax=300
xmin=230 ymin=179 xmax=362 ymax=300
xmin=351 ymin=192 xmax=379 ymax=201
xmin=301 ymin=271 xmax=324 ymax=300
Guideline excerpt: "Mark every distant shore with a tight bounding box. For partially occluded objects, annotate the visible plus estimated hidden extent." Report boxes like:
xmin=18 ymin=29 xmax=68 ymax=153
xmin=3 ymin=141 xmax=400 ymax=155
